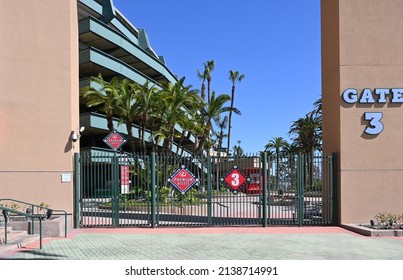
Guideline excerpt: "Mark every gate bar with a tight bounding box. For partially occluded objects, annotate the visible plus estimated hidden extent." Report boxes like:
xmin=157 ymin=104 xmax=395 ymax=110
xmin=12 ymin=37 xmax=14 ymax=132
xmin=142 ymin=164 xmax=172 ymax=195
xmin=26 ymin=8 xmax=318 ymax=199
xmin=262 ymin=152 xmax=268 ymax=227
xmin=74 ymin=152 xmax=80 ymax=228
xmin=207 ymin=155 xmax=212 ymax=226
xmin=151 ymin=153 xmax=157 ymax=228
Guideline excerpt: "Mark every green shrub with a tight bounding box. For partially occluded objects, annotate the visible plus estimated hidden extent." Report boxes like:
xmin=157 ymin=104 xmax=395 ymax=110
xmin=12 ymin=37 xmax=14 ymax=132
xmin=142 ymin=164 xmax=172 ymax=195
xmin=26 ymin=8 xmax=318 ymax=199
xmin=374 ymin=212 xmax=403 ymax=228
xmin=158 ymin=186 xmax=171 ymax=203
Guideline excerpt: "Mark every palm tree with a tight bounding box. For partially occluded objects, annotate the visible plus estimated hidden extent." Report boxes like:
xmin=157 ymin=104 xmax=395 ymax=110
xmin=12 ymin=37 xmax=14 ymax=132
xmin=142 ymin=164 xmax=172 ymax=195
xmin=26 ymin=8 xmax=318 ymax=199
xmin=313 ymin=97 xmax=322 ymax=116
xmin=174 ymin=116 xmax=198 ymax=157
xmin=289 ymin=112 xmax=322 ymax=190
xmin=264 ymin=137 xmax=288 ymax=192
xmin=80 ymin=74 xmax=120 ymax=131
xmin=232 ymin=139 xmax=244 ymax=157
xmin=134 ymin=81 xmax=158 ymax=153
xmin=282 ymin=141 xmax=299 ymax=189
xmin=205 ymin=60 xmax=215 ymax=104
xmin=157 ymin=77 xmax=200 ymax=153
xmin=197 ymin=67 xmax=208 ymax=103
xmin=194 ymin=91 xmax=240 ymax=155
xmin=115 ymin=78 xmax=138 ymax=153
xmin=289 ymin=112 xmax=322 ymax=155
xmin=227 ymin=70 xmax=245 ymax=155
xmin=214 ymin=115 xmax=228 ymax=156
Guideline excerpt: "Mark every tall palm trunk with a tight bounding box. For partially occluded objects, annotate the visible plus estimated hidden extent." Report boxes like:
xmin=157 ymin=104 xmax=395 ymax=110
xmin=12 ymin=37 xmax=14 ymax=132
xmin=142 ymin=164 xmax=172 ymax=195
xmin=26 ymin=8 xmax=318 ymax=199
xmin=227 ymin=70 xmax=245 ymax=155
xmin=125 ymin=119 xmax=136 ymax=154
xmin=106 ymin=112 xmax=114 ymax=131
xmin=140 ymin=113 xmax=148 ymax=153
xmin=207 ymin=77 xmax=211 ymax=105
xmin=227 ymin=84 xmax=235 ymax=155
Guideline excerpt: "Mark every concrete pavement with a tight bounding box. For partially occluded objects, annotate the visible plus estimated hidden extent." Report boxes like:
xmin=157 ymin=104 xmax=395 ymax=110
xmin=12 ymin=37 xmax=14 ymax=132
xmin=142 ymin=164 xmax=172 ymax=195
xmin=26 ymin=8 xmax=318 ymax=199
xmin=0 ymin=226 xmax=402 ymax=260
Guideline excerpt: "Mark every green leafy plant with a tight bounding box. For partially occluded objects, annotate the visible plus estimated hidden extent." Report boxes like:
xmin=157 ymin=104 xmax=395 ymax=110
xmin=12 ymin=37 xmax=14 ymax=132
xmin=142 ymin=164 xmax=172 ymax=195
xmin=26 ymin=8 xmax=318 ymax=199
xmin=175 ymin=189 xmax=203 ymax=204
xmin=10 ymin=203 xmax=20 ymax=211
xmin=37 ymin=202 xmax=50 ymax=215
xmin=158 ymin=186 xmax=171 ymax=203
xmin=397 ymin=213 xmax=403 ymax=226
xmin=374 ymin=212 xmax=389 ymax=227
xmin=374 ymin=212 xmax=402 ymax=229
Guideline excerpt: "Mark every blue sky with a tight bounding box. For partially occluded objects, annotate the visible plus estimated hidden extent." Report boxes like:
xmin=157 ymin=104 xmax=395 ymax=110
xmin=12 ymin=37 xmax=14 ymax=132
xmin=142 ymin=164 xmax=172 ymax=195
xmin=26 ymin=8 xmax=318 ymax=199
xmin=113 ymin=0 xmax=322 ymax=153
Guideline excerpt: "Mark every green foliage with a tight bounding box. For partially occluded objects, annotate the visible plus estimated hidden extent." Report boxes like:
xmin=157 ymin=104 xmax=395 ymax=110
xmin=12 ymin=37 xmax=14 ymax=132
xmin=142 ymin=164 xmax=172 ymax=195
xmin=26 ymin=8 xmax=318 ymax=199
xmin=10 ymin=203 xmax=20 ymax=211
xmin=158 ymin=186 xmax=171 ymax=203
xmin=117 ymin=185 xmax=204 ymax=206
xmin=175 ymin=188 xmax=202 ymax=204
xmin=375 ymin=212 xmax=389 ymax=226
xmin=374 ymin=212 xmax=403 ymax=228
xmin=313 ymin=179 xmax=322 ymax=191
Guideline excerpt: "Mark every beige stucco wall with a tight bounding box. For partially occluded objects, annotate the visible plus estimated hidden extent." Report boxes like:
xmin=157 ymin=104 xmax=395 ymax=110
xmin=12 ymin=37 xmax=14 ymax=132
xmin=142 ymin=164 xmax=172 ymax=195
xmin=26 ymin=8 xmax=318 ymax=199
xmin=0 ymin=0 xmax=79 ymax=214
xmin=322 ymin=0 xmax=403 ymax=223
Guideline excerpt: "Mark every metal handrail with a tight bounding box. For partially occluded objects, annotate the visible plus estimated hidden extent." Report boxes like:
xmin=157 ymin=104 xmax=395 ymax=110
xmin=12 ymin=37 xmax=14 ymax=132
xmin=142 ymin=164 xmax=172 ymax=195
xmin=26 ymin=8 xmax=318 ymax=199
xmin=0 ymin=198 xmax=68 ymax=240
xmin=0 ymin=205 xmax=44 ymax=249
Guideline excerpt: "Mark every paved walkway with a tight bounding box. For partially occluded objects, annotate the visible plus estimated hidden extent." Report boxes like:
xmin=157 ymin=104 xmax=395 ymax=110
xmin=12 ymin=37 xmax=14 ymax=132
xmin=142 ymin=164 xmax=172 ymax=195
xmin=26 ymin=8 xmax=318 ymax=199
xmin=1 ymin=226 xmax=403 ymax=260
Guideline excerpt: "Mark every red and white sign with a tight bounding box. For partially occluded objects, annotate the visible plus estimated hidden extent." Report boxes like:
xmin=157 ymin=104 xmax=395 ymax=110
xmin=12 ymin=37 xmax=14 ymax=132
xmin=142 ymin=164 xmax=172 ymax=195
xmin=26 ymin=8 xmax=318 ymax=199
xmin=221 ymin=165 xmax=250 ymax=194
xmin=120 ymin=165 xmax=130 ymax=194
xmin=168 ymin=165 xmax=198 ymax=195
xmin=103 ymin=130 xmax=126 ymax=150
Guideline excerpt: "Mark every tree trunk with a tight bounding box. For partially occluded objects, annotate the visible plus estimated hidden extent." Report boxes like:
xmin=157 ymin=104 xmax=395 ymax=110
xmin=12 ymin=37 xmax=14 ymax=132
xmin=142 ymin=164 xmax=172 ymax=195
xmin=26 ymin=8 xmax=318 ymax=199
xmin=125 ymin=119 xmax=136 ymax=154
xmin=106 ymin=112 xmax=114 ymax=131
xmin=227 ymin=84 xmax=235 ymax=154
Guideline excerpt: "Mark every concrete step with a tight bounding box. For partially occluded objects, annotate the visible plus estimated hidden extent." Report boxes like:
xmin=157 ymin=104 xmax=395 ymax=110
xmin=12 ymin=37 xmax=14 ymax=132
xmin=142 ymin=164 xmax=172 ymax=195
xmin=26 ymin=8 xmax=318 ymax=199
xmin=0 ymin=227 xmax=39 ymax=254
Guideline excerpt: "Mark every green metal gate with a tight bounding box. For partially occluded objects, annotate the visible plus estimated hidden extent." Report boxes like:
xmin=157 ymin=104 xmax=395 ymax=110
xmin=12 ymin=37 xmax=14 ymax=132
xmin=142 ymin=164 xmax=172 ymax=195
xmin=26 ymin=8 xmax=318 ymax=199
xmin=74 ymin=152 xmax=336 ymax=227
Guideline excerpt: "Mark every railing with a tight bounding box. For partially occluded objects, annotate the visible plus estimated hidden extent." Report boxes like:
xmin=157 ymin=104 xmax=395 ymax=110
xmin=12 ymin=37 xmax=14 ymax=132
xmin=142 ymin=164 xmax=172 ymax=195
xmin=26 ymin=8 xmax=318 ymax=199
xmin=0 ymin=199 xmax=68 ymax=249
xmin=0 ymin=205 xmax=45 ymax=249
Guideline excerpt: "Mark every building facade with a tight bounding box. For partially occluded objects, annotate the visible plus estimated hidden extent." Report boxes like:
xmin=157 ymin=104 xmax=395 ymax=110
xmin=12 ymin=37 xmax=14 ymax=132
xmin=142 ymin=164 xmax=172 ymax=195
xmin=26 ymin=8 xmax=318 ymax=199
xmin=0 ymin=0 xmax=184 ymax=225
xmin=1 ymin=0 xmax=402 ymax=228
xmin=322 ymin=0 xmax=403 ymax=224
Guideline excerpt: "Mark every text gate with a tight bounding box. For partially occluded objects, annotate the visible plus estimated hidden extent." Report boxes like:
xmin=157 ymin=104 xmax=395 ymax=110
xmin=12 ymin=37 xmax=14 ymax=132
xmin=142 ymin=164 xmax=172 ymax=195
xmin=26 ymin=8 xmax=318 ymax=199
xmin=75 ymin=152 xmax=335 ymax=227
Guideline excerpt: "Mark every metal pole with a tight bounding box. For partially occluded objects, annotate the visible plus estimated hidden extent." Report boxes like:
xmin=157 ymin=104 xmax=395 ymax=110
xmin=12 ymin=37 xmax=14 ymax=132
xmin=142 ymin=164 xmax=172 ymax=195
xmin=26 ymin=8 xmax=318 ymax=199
xmin=297 ymin=155 xmax=305 ymax=226
xmin=4 ymin=214 xmax=7 ymax=245
xmin=262 ymin=152 xmax=268 ymax=227
xmin=64 ymin=213 xmax=67 ymax=238
xmin=31 ymin=205 xmax=35 ymax=234
xmin=332 ymin=152 xmax=338 ymax=225
xmin=39 ymin=218 xmax=43 ymax=249
xmin=207 ymin=155 xmax=212 ymax=226
xmin=74 ymin=153 xmax=80 ymax=229
xmin=151 ymin=153 xmax=156 ymax=228
xmin=112 ymin=151 xmax=119 ymax=227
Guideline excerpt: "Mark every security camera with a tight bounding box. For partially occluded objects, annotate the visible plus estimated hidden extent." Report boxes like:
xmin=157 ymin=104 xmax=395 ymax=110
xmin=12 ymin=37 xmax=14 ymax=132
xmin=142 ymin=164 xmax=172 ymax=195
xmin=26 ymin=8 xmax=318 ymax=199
xmin=71 ymin=133 xmax=78 ymax=142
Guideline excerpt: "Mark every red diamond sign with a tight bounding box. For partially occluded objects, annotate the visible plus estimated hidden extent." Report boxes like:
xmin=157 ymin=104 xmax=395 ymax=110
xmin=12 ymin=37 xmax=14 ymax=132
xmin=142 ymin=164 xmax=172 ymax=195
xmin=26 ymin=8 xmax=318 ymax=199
xmin=221 ymin=165 xmax=250 ymax=194
xmin=168 ymin=165 xmax=198 ymax=195
xmin=103 ymin=130 xmax=126 ymax=150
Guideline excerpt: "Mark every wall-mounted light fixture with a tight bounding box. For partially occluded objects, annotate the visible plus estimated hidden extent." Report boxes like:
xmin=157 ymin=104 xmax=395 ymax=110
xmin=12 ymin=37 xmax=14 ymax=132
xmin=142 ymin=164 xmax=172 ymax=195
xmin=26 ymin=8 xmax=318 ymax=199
xmin=71 ymin=127 xmax=85 ymax=142
xmin=71 ymin=133 xmax=78 ymax=142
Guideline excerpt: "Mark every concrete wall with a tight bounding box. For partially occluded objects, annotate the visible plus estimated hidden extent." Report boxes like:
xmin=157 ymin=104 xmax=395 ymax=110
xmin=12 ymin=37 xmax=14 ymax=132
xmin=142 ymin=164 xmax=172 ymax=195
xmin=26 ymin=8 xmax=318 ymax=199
xmin=322 ymin=0 xmax=403 ymax=223
xmin=0 ymin=0 xmax=79 ymax=214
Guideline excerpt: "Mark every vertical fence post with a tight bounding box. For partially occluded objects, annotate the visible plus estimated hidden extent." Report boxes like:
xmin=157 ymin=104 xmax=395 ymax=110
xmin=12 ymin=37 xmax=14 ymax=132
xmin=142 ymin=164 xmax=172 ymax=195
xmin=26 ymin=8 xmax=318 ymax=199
xmin=332 ymin=152 xmax=338 ymax=225
xmin=39 ymin=218 xmax=43 ymax=249
xmin=30 ymin=205 xmax=35 ymax=234
xmin=112 ymin=151 xmax=119 ymax=227
xmin=262 ymin=152 xmax=268 ymax=227
xmin=4 ymin=212 xmax=7 ymax=244
xmin=151 ymin=153 xmax=157 ymax=228
xmin=207 ymin=155 xmax=213 ymax=226
xmin=297 ymin=154 xmax=305 ymax=226
xmin=74 ymin=153 xmax=80 ymax=228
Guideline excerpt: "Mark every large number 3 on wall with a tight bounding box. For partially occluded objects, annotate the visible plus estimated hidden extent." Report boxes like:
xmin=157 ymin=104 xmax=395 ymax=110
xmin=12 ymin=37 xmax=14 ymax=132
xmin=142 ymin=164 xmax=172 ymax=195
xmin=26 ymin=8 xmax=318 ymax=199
xmin=363 ymin=112 xmax=383 ymax=135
